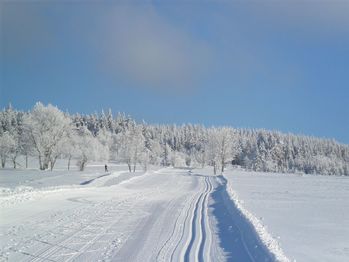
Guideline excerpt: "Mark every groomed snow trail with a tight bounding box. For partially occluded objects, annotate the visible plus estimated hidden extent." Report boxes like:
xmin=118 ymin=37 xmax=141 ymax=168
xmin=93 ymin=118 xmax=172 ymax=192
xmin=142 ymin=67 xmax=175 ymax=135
xmin=0 ymin=168 xmax=276 ymax=262
xmin=156 ymin=175 xmax=214 ymax=262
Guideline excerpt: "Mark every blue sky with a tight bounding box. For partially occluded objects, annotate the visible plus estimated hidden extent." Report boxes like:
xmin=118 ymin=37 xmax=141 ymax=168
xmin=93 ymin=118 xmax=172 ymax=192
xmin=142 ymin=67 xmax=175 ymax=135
xmin=1 ymin=1 xmax=348 ymax=144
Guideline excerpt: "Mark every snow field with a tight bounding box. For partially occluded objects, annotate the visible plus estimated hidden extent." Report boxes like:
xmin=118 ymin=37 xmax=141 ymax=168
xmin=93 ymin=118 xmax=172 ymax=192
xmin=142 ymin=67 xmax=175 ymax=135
xmin=224 ymin=169 xmax=349 ymax=262
xmin=3 ymin=166 xmax=342 ymax=262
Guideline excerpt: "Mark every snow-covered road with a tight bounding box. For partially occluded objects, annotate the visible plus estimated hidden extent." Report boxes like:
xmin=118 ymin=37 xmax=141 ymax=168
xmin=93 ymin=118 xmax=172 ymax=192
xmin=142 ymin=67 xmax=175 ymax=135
xmin=0 ymin=168 xmax=274 ymax=262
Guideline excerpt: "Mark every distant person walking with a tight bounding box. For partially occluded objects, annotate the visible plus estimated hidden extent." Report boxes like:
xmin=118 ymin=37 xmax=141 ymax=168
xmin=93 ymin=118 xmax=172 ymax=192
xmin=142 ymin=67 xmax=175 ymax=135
xmin=105 ymin=164 xmax=108 ymax=172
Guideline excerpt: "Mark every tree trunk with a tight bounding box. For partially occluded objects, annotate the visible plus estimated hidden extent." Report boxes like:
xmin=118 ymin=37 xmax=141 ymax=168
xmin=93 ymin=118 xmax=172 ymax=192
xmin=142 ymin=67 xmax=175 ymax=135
xmin=1 ymin=158 xmax=5 ymax=168
xmin=42 ymin=152 xmax=50 ymax=170
xmin=80 ymin=160 xmax=86 ymax=171
xmin=213 ymin=162 xmax=217 ymax=175
xmin=39 ymin=155 xmax=44 ymax=170
xmin=133 ymin=164 xmax=136 ymax=172
xmin=68 ymin=155 xmax=71 ymax=170
xmin=25 ymin=154 xmax=28 ymax=169
xmin=127 ymin=163 xmax=132 ymax=172
xmin=12 ymin=152 xmax=18 ymax=169
xmin=50 ymin=156 xmax=58 ymax=171
xmin=43 ymin=160 xmax=49 ymax=170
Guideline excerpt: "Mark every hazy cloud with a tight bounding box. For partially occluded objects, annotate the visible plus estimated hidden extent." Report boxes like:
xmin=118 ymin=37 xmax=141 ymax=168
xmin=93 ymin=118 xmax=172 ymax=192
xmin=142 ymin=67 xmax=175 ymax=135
xmin=2 ymin=0 xmax=348 ymax=93
xmin=93 ymin=5 xmax=212 ymax=91
xmin=1 ymin=2 xmax=212 ymax=91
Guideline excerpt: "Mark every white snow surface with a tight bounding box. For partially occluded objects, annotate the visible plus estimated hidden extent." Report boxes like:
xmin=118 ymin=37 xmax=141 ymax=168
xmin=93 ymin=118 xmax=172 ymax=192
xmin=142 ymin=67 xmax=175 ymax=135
xmin=0 ymin=166 xmax=225 ymax=262
xmin=224 ymin=168 xmax=349 ymax=262
xmin=225 ymin=182 xmax=290 ymax=262
xmin=3 ymin=163 xmax=346 ymax=262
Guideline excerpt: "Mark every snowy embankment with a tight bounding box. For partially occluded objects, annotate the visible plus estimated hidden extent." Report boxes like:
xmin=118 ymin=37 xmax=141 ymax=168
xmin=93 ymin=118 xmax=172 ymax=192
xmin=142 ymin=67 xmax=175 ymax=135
xmin=224 ymin=177 xmax=290 ymax=262
xmin=224 ymin=169 xmax=349 ymax=262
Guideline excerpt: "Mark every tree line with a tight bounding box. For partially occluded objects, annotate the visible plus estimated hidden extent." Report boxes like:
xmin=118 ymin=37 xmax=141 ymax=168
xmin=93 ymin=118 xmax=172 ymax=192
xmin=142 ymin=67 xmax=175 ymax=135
xmin=0 ymin=102 xmax=348 ymax=175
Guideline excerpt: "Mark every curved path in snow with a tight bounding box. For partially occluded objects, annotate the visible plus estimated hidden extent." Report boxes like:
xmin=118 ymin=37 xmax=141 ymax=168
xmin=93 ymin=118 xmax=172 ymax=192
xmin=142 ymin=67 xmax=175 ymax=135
xmin=0 ymin=168 xmax=275 ymax=262
xmin=155 ymin=175 xmax=214 ymax=262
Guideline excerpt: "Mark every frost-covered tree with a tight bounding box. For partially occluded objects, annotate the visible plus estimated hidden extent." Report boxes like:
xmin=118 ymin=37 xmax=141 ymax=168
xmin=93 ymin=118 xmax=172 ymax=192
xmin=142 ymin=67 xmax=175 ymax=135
xmin=9 ymin=133 xmax=21 ymax=169
xmin=23 ymin=103 xmax=71 ymax=170
xmin=161 ymin=143 xmax=172 ymax=167
xmin=0 ymin=132 xmax=16 ymax=168
xmin=170 ymin=150 xmax=187 ymax=168
xmin=194 ymin=135 xmax=208 ymax=168
xmin=61 ymin=137 xmax=76 ymax=170
xmin=96 ymin=128 xmax=111 ymax=161
xmin=75 ymin=126 xmax=99 ymax=171
xmin=207 ymin=128 xmax=235 ymax=174
xmin=0 ymin=105 xmax=24 ymax=168
xmin=1 ymin=104 xmax=349 ymax=176
xmin=139 ymin=148 xmax=150 ymax=171
xmin=146 ymin=139 xmax=162 ymax=166
xmin=207 ymin=132 xmax=219 ymax=175
xmin=119 ymin=125 xmax=145 ymax=172
xmin=19 ymin=127 xmax=33 ymax=169
xmin=109 ymin=133 xmax=121 ymax=161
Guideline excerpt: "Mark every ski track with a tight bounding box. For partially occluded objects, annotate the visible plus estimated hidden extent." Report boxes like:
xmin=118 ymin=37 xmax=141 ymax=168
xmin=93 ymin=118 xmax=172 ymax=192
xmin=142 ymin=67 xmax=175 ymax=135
xmin=1 ymin=168 xmax=275 ymax=262
xmin=3 ymin=193 xmax=147 ymax=262
xmin=182 ymin=176 xmax=213 ymax=262
xmin=156 ymin=175 xmax=214 ymax=262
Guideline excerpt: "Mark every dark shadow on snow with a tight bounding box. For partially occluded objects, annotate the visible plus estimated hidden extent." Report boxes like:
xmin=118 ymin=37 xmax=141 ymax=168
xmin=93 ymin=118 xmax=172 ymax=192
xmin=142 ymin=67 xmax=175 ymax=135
xmin=210 ymin=175 xmax=276 ymax=262
xmin=80 ymin=171 xmax=146 ymax=187
xmin=80 ymin=172 xmax=111 ymax=185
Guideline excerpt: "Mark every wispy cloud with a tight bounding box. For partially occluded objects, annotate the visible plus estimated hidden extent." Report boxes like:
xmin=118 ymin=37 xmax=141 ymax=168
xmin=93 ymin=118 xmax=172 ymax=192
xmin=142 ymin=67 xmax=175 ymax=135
xmin=92 ymin=5 xmax=212 ymax=91
xmin=1 ymin=2 xmax=212 ymax=91
xmin=2 ymin=0 xmax=348 ymax=93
